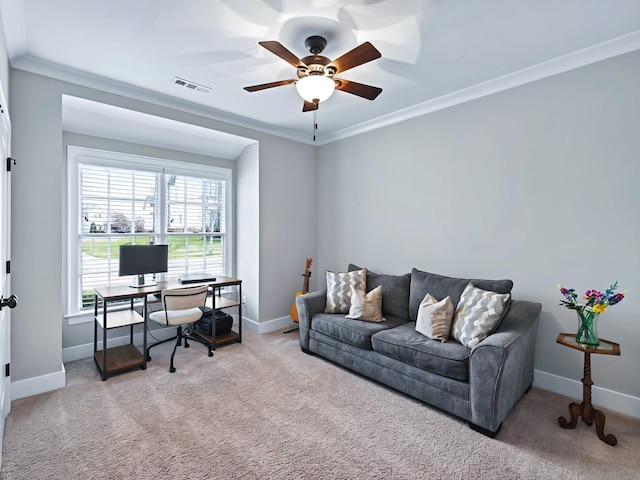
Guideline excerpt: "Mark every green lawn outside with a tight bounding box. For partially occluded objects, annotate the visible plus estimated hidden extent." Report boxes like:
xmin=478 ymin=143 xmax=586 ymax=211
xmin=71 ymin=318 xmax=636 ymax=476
xmin=82 ymin=236 xmax=221 ymax=259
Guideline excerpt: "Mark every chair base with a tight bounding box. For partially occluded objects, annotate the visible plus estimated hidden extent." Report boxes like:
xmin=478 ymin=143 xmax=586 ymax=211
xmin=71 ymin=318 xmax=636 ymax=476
xmin=147 ymin=324 xmax=213 ymax=372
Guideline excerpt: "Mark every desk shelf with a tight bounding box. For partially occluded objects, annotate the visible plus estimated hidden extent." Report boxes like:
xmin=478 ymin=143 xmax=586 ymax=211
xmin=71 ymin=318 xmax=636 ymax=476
xmin=193 ymin=328 xmax=240 ymax=348
xmin=94 ymin=344 xmax=145 ymax=374
xmin=93 ymin=288 xmax=149 ymax=381
xmin=95 ymin=309 xmax=144 ymax=329
xmin=205 ymin=296 xmax=239 ymax=310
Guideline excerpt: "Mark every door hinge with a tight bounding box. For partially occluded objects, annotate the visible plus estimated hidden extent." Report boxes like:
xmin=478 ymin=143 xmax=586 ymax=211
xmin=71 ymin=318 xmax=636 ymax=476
xmin=4 ymin=363 xmax=9 ymax=377
xmin=5 ymin=260 xmax=9 ymax=274
xmin=6 ymin=157 xmax=16 ymax=172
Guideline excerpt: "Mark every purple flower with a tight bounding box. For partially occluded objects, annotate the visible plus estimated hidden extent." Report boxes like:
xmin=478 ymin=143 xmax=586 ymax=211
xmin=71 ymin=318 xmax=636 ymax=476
xmin=558 ymin=282 xmax=626 ymax=312
xmin=609 ymin=293 xmax=625 ymax=305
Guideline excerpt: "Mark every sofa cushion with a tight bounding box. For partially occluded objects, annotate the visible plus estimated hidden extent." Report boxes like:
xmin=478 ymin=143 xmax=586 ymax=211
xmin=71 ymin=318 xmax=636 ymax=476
xmin=311 ymin=313 xmax=407 ymax=350
xmin=415 ymin=294 xmax=454 ymax=342
xmin=451 ymin=283 xmax=511 ymax=348
xmin=408 ymin=268 xmax=513 ymax=321
xmin=371 ymin=322 xmax=471 ymax=381
xmin=348 ymin=264 xmax=411 ymax=319
xmin=346 ymin=285 xmax=385 ymax=322
xmin=325 ymin=269 xmax=367 ymax=314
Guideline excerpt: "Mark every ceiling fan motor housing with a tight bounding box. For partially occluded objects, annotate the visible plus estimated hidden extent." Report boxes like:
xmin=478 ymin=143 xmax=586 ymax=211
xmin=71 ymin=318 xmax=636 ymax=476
xmin=305 ymin=35 xmax=327 ymax=55
xmin=297 ymin=56 xmax=334 ymax=79
xmin=296 ymin=36 xmax=337 ymax=79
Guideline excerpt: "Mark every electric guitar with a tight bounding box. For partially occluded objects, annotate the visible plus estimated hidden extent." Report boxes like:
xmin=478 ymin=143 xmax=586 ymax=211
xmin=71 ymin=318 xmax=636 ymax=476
xmin=290 ymin=258 xmax=312 ymax=323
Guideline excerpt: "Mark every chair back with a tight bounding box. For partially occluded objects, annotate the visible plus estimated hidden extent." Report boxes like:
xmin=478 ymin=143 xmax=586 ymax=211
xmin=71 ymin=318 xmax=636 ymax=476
xmin=162 ymin=285 xmax=209 ymax=312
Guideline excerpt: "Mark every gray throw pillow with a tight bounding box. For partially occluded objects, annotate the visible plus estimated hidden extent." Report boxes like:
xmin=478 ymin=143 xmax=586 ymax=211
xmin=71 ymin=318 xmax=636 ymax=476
xmin=348 ymin=264 xmax=410 ymax=319
xmin=325 ymin=269 xmax=367 ymax=314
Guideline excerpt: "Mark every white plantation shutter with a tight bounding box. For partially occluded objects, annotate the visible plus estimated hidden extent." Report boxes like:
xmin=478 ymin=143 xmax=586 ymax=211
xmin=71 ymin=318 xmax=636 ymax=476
xmin=164 ymin=173 xmax=226 ymax=279
xmin=78 ymin=165 xmax=161 ymax=307
xmin=68 ymin=147 xmax=231 ymax=315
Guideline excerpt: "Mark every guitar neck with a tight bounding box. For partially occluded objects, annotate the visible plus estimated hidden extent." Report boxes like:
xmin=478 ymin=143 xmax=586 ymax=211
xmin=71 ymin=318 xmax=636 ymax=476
xmin=302 ymin=271 xmax=311 ymax=294
xmin=301 ymin=258 xmax=312 ymax=294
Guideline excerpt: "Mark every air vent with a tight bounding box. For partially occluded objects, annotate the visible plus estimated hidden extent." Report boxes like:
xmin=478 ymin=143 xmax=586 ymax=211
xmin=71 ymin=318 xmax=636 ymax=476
xmin=171 ymin=77 xmax=211 ymax=94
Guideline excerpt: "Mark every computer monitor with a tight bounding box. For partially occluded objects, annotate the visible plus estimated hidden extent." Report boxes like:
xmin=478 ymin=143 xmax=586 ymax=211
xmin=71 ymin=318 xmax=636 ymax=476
xmin=119 ymin=244 xmax=168 ymax=288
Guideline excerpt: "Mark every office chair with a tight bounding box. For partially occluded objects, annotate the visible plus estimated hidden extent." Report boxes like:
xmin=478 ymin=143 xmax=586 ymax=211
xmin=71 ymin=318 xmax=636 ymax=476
xmin=146 ymin=284 xmax=213 ymax=373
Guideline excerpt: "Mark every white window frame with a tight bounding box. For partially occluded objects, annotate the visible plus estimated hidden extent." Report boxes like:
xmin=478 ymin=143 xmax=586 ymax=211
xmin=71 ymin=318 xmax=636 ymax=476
xmin=66 ymin=146 xmax=233 ymax=323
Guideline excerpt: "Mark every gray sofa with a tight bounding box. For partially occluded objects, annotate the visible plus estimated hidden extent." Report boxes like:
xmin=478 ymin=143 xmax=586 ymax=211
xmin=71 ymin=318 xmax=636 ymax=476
xmin=296 ymin=266 xmax=541 ymax=437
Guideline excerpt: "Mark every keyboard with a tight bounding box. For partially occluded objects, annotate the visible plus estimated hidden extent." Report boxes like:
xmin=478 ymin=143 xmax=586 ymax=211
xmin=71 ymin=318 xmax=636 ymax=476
xmin=178 ymin=273 xmax=217 ymax=284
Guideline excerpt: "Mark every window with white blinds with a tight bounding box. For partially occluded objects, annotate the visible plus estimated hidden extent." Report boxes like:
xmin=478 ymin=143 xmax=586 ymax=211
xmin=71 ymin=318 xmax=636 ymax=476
xmin=67 ymin=146 xmax=232 ymax=316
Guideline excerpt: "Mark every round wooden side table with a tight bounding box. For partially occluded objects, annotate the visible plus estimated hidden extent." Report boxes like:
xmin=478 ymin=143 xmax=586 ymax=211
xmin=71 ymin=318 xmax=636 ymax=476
xmin=556 ymin=333 xmax=620 ymax=446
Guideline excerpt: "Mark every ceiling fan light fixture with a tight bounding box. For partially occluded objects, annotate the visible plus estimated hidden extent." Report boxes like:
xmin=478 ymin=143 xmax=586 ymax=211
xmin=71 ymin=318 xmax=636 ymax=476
xmin=296 ymin=75 xmax=335 ymax=103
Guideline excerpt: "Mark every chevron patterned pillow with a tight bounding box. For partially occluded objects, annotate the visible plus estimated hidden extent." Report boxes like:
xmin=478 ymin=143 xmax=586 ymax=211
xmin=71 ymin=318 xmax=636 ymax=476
xmin=451 ymin=283 xmax=511 ymax=348
xmin=325 ymin=269 xmax=367 ymax=314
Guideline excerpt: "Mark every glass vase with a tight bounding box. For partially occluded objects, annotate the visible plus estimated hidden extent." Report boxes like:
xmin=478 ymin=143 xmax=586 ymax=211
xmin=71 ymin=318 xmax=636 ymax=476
xmin=576 ymin=309 xmax=600 ymax=346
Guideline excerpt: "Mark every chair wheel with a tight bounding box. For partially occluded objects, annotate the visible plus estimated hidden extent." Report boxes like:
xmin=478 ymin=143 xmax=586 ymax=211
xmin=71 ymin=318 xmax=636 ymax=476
xmin=185 ymin=343 xmax=190 ymax=348
xmin=169 ymin=366 xmax=176 ymax=373
xmin=208 ymin=351 xmax=213 ymax=357
xmin=146 ymin=355 xmax=151 ymax=361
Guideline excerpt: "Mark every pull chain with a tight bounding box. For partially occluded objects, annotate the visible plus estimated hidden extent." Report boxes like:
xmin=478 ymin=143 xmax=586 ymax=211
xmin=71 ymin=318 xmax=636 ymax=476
xmin=313 ymin=109 xmax=318 ymax=142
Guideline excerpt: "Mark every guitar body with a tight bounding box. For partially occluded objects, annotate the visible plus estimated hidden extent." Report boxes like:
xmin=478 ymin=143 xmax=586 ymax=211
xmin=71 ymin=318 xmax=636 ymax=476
xmin=290 ymin=259 xmax=312 ymax=323
xmin=290 ymin=292 xmax=303 ymax=322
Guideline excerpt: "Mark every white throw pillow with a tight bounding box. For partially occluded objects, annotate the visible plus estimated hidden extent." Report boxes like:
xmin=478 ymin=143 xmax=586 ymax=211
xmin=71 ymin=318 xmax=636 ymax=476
xmin=415 ymin=293 xmax=454 ymax=342
xmin=325 ymin=269 xmax=367 ymax=314
xmin=346 ymin=285 xmax=385 ymax=322
xmin=451 ymin=283 xmax=510 ymax=348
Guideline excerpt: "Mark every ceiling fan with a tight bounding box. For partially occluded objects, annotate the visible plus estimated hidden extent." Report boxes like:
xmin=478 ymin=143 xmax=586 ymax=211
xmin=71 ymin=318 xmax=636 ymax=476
xmin=244 ymin=35 xmax=383 ymax=112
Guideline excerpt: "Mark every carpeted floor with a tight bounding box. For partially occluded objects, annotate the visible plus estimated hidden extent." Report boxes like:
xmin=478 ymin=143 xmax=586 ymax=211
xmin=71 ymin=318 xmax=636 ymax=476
xmin=1 ymin=329 xmax=639 ymax=479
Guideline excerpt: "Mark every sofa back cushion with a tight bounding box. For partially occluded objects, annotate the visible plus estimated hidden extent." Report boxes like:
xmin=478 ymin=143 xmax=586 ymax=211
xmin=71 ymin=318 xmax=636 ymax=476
xmin=348 ymin=264 xmax=411 ymax=319
xmin=409 ymin=268 xmax=513 ymax=321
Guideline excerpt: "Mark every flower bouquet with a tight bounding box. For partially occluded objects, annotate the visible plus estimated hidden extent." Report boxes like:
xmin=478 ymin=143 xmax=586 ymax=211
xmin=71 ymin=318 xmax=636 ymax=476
xmin=558 ymin=282 xmax=626 ymax=346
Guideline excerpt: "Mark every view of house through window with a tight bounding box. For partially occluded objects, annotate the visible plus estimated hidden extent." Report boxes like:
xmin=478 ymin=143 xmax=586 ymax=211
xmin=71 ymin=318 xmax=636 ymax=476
xmin=68 ymin=147 xmax=231 ymax=313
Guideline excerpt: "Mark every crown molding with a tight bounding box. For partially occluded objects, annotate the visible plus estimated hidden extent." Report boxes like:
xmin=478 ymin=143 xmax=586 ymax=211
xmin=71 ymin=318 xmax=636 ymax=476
xmin=10 ymin=55 xmax=311 ymax=144
xmin=318 ymin=30 xmax=640 ymax=145
xmin=9 ymin=30 xmax=640 ymax=147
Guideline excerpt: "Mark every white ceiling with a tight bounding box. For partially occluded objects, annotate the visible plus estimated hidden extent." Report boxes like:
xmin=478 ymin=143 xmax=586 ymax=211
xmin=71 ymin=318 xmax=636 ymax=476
xmin=2 ymin=0 xmax=640 ymax=145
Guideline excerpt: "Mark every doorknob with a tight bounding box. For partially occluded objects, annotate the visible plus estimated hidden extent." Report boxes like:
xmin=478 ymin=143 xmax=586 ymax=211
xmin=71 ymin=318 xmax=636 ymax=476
xmin=0 ymin=295 xmax=17 ymax=310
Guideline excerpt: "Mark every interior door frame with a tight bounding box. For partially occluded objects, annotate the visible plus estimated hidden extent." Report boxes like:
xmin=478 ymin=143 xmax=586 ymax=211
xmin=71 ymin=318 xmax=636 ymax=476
xmin=0 ymin=79 xmax=12 ymax=466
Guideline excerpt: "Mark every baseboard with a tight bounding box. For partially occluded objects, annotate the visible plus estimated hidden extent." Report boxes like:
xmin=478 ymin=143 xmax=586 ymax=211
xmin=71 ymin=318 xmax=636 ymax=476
xmin=533 ymin=369 xmax=640 ymax=419
xmin=62 ymin=327 xmax=178 ymax=363
xmin=62 ymin=314 xmax=292 ymax=363
xmin=11 ymin=362 xmax=66 ymax=401
xmin=242 ymin=315 xmax=298 ymax=334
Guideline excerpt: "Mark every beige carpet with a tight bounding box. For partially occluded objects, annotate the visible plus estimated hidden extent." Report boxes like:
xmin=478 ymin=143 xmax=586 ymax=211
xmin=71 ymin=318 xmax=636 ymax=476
xmin=1 ymin=329 xmax=639 ymax=479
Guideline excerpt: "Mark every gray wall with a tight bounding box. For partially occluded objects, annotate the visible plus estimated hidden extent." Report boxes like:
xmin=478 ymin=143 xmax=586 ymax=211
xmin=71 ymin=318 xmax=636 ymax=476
xmin=0 ymin=16 xmax=8 ymax=107
xmin=10 ymin=69 xmax=317 ymax=382
xmin=317 ymin=50 xmax=640 ymax=398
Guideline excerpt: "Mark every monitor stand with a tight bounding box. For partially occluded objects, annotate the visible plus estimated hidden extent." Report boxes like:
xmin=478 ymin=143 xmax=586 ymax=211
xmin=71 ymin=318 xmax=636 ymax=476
xmin=129 ymin=274 xmax=157 ymax=288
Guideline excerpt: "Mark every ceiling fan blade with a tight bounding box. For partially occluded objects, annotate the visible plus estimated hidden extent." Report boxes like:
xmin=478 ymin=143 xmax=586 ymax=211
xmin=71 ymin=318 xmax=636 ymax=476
xmin=259 ymin=41 xmax=305 ymax=68
xmin=334 ymin=79 xmax=382 ymax=100
xmin=302 ymin=100 xmax=319 ymax=112
xmin=243 ymin=79 xmax=296 ymax=92
xmin=329 ymin=42 xmax=381 ymax=74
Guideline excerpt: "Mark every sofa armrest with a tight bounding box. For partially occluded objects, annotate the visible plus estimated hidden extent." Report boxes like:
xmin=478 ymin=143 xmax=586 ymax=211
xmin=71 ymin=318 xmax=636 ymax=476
xmin=295 ymin=289 xmax=327 ymax=350
xmin=468 ymin=300 xmax=542 ymax=433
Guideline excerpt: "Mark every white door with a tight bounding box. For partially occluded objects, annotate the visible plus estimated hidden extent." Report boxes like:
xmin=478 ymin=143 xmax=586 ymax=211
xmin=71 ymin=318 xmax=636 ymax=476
xmin=0 ymin=85 xmax=13 ymax=465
